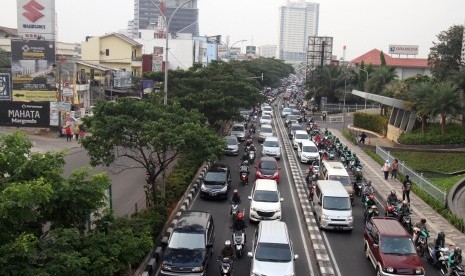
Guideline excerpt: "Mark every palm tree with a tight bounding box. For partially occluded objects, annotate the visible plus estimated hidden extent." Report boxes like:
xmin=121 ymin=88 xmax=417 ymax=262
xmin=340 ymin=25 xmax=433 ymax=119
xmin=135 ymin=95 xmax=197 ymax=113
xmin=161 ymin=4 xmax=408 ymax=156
xmin=407 ymin=82 xmax=435 ymax=134
xmin=428 ymin=82 xmax=462 ymax=135
xmin=448 ymin=66 xmax=465 ymax=125
xmin=365 ymin=66 xmax=398 ymax=115
xmin=309 ymin=65 xmax=345 ymax=104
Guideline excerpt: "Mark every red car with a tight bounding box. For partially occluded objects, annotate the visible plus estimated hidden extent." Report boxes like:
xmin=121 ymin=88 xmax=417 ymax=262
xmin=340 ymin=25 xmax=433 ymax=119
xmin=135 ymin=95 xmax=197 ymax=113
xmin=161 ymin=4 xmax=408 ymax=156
xmin=255 ymin=157 xmax=281 ymax=184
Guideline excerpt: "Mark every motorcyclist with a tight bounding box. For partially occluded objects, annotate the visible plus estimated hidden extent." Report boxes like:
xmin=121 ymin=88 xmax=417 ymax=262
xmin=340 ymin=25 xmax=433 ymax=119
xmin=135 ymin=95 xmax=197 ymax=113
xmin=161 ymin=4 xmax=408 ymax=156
xmin=448 ymin=247 xmax=462 ymax=275
xmin=241 ymin=152 xmax=250 ymax=163
xmin=412 ymin=218 xmax=428 ymax=246
xmin=219 ymin=240 xmax=236 ymax=260
xmin=365 ymin=193 xmax=377 ymax=211
xmin=398 ymin=200 xmax=411 ymax=223
xmin=362 ymin=181 xmax=374 ymax=201
xmin=239 ymin=162 xmax=250 ymax=185
xmin=432 ymin=232 xmax=446 ymax=264
xmin=232 ymin=211 xmax=247 ymax=243
xmin=387 ymin=190 xmax=398 ymax=206
xmin=305 ymin=163 xmax=315 ymax=184
xmin=230 ymin=189 xmax=241 ymax=215
xmin=365 ymin=205 xmax=379 ymax=223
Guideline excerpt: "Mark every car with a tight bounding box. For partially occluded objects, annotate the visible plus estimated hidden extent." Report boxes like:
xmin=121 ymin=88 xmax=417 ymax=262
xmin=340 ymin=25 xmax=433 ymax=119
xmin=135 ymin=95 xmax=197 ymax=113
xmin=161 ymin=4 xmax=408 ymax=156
xmin=230 ymin=123 xmax=246 ymax=141
xmin=262 ymin=106 xmax=273 ymax=117
xmin=258 ymin=124 xmax=274 ymax=143
xmin=240 ymin=109 xmax=252 ymax=120
xmin=288 ymin=123 xmax=304 ymax=139
xmin=297 ymin=140 xmax=320 ymax=164
xmin=161 ymin=211 xmax=214 ymax=276
xmin=285 ymin=114 xmax=299 ymax=126
xmin=281 ymin=107 xmax=292 ymax=118
xmin=248 ymin=221 xmax=298 ymax=276
xmin=364 ymin=217 xmax=425 ymax=276
xmin=200 ymin=163 xmax=231 ymax=199
xmin=291 ymin=109 xmax=303 ymax=122
xmin=259 ymin=114 xmax=272 ymax=125
xmin=292 ymin=130 xmax=310 ymax=149
xmin=248 ymin=179 xmax=283 ymax=222
xmin=224 ymin=135 xmax=239 ymax=156
xmin=262 ymin=136 xmax=281 ymax=160
xmin=288 ymin=103 xmax=297 ymax=109
xmin=255 ymin=156 xmax=281 ymax=183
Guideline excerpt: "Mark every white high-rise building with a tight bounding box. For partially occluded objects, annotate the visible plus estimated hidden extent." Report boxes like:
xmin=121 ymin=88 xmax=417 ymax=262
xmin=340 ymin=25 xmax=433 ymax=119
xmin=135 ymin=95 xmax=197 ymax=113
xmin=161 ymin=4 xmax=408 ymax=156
xmin=258 ymin=45 xmax=278 ymax=58
xmin=278 ymin=0 xmax=319 ymax=64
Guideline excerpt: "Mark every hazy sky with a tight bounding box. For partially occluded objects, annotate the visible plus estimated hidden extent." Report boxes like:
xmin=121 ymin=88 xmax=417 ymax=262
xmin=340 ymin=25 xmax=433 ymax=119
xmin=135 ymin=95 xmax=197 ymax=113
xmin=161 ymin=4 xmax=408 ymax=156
xmin=2 ymin=0 xmax=465 ymax=60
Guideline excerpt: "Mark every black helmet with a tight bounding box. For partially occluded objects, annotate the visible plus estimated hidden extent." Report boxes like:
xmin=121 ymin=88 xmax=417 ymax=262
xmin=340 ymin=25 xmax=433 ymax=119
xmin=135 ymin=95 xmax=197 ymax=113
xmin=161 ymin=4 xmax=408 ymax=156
xmin=438 ymin=232 xmax=445 ymax=240
xmin=455 ymin=247 xmax=462 ymax=255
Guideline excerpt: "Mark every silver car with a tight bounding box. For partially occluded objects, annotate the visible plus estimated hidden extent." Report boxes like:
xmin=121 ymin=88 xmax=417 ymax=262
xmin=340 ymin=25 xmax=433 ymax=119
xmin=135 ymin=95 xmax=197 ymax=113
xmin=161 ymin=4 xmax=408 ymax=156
xmin=258 ymin=124 xmax=274 ymax=143
xmin=224 ymin=136 xmax=239 ymax=155
xmin=230 ymin=123 xmax=246 ymax=141
xmin=262 ymin=136 xmax=281 ymax=160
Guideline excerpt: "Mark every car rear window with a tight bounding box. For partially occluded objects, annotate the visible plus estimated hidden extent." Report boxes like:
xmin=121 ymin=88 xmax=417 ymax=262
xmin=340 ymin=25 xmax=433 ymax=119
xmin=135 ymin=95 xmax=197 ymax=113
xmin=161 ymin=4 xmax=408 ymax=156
xmin=381 ymin=237 xmax=416 ymax=255
xmin=262 ymin=115 xmax=271 ymax=120
xmin=261 ymin=127 xmax=272 ymax=133
xmin=261 ymin=161 xmax=277 ymax=170
xmin=303 ymin=146 xmax=318 ymax=153
xmin=232 ymin=126 xmax=244 ymax=131
xmin=255 ymin=242 xmax=292 ymax=262
xmin=328 ymin=175 xmax=351 ymax=186
xmin=295 ymin=134 xmax=308 ymax=139
xmin=226 ymin=138 xmax=237 ymax=145
xmin=205 ymin=171 xmax=227 ymax=182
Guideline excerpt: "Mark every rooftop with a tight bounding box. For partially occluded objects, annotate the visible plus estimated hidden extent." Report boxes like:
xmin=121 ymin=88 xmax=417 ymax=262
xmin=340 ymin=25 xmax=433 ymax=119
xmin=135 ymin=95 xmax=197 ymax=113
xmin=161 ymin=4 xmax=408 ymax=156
xmin=350 ymin=49 xmax=428 ymax=68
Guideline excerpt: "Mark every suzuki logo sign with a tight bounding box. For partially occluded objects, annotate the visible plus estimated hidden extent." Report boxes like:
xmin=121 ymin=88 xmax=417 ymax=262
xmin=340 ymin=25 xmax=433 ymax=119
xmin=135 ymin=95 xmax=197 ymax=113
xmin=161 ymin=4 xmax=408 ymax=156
xmin=23 ymin=0 xmax=45 ymax=22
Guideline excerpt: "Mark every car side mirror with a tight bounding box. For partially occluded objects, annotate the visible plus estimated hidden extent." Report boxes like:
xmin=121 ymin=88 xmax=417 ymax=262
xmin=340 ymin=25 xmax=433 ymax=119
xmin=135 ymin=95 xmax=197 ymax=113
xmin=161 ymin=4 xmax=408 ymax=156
xmin=294 ymin=254 xmax=299 ymax=260
xmin=248 ymin=252 xmax=253 ymax=258
xmin=248 ymin=196 xmax=252 ymax=200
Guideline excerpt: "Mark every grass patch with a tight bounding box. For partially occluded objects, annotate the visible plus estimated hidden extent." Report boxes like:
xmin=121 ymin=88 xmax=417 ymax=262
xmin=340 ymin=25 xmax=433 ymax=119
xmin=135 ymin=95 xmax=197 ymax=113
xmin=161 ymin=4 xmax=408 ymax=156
xmin=343 ymin=130 xmax=357 ymax=144
xmin=391 ymin=150 xmax=465 ymax=174
xmin=399 ymin=123 xmax=465 ymax=145
xmin=429 ymin=174 xmax=465 ymax=192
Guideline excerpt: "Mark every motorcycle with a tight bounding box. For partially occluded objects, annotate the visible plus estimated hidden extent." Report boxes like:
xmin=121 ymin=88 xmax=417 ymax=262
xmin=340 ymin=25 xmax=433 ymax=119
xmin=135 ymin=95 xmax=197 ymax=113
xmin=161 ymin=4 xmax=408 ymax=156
xmin=218 ymin=257 xmax=234 ymax=276
xmin=248 ymin=150 xmax=256 ymax=163
xmin=233 ymin=230 xmax=245 ymax=258
xmin=385 ymin=202 xmax=399 ymax=218
xmin=450 ymin=265 xmax=465 ymax=276
xmin=328 ymin=149 xmax=336 ymax=160
xmin=426 ymin=245 xmax=449 ymax=275
xmin=413 ymin=228 xmax=429 ymax=257
xmin=399 ymin=214 xmax=413 ymax=234
xmin=231 ymin=202 xmax=240 ymax=221
xmin=240 ymin=172 xmax=248 ymax=186
xmin=353 ymin=179 xmax=363 ymax=197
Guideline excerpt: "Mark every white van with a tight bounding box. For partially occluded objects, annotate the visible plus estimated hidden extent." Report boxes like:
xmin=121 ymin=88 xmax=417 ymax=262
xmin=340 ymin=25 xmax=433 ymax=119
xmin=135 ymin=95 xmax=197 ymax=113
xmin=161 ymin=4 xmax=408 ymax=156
xmin=312 ymin=180 xmax=354 ymax=231
xmin=319 ymin=160 xmax=354 ymax=204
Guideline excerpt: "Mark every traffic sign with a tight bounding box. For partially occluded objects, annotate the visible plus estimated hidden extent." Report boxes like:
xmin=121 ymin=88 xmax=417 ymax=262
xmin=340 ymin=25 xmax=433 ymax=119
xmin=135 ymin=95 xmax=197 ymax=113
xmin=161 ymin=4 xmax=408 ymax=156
xmin=12 ymin=90 xmax=56 ymax=102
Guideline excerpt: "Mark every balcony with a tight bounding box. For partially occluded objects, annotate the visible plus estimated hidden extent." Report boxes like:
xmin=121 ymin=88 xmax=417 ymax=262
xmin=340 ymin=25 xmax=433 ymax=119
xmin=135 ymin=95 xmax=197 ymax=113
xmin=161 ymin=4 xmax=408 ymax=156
xmin=131 ymin=56 xmax=142 ymax=67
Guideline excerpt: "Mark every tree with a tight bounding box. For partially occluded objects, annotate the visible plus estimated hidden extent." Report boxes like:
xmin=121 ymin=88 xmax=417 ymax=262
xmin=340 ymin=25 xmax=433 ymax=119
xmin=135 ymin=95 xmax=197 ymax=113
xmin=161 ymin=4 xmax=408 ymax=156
xmin=380 ymin=51 xmax=387 ymax=67
xmin=428 ymin=24 xmax=464 ymax=81
xmin=0 ymin=48 xmax=9 ymax=70
xmin=448 ymin=66 xmax=465 ymax=125
xmin=365 ymin=66 xmax=398 ymax=115
xmin=429 ymin=82 xmax=462 ymax=135
xmin=81 ymin=97 xmax=225 ymax=203
xmin=308 ymin=65 xmax=345 ymax=105
xmin=408 ymin=82 xmax=435 ymax=134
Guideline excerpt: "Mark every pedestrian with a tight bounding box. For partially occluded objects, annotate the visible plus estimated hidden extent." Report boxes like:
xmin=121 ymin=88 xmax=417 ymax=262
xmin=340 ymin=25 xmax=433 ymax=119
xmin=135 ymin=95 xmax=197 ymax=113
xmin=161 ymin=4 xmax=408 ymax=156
xmin=79 ymin=128 xmax=85 ymax=140
xmin=391 ymin=159 xmax=399 ymax=179
xmin=322 ymin=112 xmax=327 ymax=121
xmin=382 ymin=160 xmax=390 ymax=180
xmin=360 ymin=132 xmax=367 ymax=144
xmin=65 ymin=125 xmax=72 ymax=142
xmin=74 ymin=124 xmax=80 ymax=140
xmin=403 ymin=175 xmax=412 ymax=203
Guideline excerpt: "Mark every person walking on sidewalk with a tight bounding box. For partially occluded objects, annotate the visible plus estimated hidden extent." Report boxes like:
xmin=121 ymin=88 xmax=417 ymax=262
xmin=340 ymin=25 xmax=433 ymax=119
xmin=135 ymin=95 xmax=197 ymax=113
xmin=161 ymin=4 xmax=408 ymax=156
xmin=359 ymin=132 xmax=367 ymax=144
xmin=391 ymin=159 xmax=399 ymax=179
xmin=74 ymin=124 xmax=80 ymax=140
xmin=403 ymin=175 xmax=412 ymax=203
xmin=382 ymin=160 xmax=391 ymax=180
xmin=65 ymin=125 xmax=72 ymax=142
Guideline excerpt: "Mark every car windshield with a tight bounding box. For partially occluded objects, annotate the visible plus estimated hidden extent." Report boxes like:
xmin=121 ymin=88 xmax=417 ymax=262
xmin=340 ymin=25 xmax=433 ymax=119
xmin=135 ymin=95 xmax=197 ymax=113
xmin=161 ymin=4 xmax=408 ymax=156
xmin=260 ymin=161 xmax=277 ymax=170
xmin=291 ymin=110 xmax=300 ymax=115
xmin=262 ymin=115 xmax=271 ymax=120
xmin=169 ymin=232 xmax=205 ymax=250
xmin=264 ymin=140 xmax=279 ymax=147
xmin=381 ymin=237 xmax=416 ymax=255
xmin=295 ymin=134 xmax=308 ymax=140
xmin=329 ymin=175 xmax=351 ymax=186
xmin=287 ymin=115 xmax=298 ymax=120
xmin=303 ymin=146 xmax=318 ymax=153
xmin=204 ymin=171 xmax=227 ymax=183
xmin=226 ymin=138 xmax=237 ymax=145
xmin=253 ymin=190 xmax=279 ymax=202
xmin=263 ymin=107 xmax=272 ymax=112
xmin=282 ymin=108 xmax=291 ymax=113
xmin=323 ymin=196 xmax=351 ymax=210
xmin=232 ymin=126 xmax=244 ymax=131
xmin=261 ymin=127 xmax=272 ymax=133
xmin=255 ymin=242 xmax=292 ymax=262
xmin=291 ymin=125 xmax=303 ymax=131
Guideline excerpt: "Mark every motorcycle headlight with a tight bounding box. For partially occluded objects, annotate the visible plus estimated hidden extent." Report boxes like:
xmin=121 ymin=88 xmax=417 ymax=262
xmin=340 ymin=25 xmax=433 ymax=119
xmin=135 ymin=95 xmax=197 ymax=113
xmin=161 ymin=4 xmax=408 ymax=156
xmin=384 ymin=267 xmax=394 ymax=273
xmin=192 ymin=266 xmax=204 ymax=272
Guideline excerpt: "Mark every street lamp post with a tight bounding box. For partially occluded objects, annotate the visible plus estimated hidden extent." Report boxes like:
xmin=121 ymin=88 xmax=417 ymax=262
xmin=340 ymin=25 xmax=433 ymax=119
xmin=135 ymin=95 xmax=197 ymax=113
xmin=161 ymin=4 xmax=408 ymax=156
xmin=360 ymin=68 xmax=369 ymax=112
xmin=227 ymin=39 xmax=247 ymax=61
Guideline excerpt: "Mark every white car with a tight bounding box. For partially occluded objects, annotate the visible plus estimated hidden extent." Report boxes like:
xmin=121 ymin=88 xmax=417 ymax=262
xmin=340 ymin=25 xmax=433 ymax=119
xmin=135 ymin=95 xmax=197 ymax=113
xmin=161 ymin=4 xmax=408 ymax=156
xmin=260 ymin=115 xmax=272 ymax=125
xmin=281 ymin=107 xmax=292 ymax=118
xmin=248 ymin=179 xmax=283 ymax=222
xmin=292 ymin=130 xmax=310 ymax=149
xmin=262 ymin=136 xmax=281 ymax=159
xmin=297 ymin=140 xmax=320 ymax=164
xmin=262 ymin=106 xmax=273 ymax=117
xmin=258 ymin=124 xmax=274 ymax=143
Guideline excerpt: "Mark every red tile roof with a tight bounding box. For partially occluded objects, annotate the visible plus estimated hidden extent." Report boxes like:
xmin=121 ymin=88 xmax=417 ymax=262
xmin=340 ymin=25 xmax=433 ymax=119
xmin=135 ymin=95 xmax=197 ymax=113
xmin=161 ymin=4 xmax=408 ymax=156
xmin=350 ymin=49 xmax=428 ymax=68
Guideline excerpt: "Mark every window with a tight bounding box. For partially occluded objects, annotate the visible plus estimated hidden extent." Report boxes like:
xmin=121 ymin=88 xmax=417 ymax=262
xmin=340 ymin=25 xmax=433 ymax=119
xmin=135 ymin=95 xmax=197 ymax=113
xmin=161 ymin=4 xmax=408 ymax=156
xmin=381 ymin=237 xmax=416 ymax=255
xmin=323 ymin=196 xmax=351 ymax=210
xmin=105 ymin=49 xmax=109 ymax=56
xmin=138 ymin=32 xmax=141 ymax=38
xmin=169 ymin=232 xmax=205 ymax=249
xmin=255 ymin=243 xmax=292 ymax=262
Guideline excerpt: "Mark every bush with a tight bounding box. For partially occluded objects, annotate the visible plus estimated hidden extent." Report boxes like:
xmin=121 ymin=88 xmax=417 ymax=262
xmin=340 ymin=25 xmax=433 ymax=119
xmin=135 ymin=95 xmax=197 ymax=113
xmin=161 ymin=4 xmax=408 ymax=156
xmin=398 ymin=123 xmax=465 ymax=145
xmin=343 ymin=130 xmax=357 ymax=144
xmin=353 ymin=112 xmax=388 ymax=135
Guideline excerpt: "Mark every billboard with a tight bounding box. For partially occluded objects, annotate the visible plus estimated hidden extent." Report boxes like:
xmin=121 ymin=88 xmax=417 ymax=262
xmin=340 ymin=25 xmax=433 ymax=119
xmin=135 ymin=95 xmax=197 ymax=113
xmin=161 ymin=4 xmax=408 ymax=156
xmin=0 ymin=73 xmax=12 ymax=100
xmin=113 ymin=71 xmax=132 ymax=88
xmin=11 ymin=39 xmax=56 ymax=101
xmin=17 ymin=0 xmax=56 ymax=40
xmin=246 ymin=46 xmax=256 ymax=55
xmin=389 ymin=45 xmax=419 ymax=55
xmin=0 ymin=101 xmax=50 ymax=127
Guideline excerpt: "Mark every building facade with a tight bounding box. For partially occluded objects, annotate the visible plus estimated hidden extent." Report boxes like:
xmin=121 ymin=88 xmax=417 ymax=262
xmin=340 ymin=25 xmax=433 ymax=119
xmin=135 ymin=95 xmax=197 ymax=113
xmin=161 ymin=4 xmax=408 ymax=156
xmin=258 ymin=45 xmax=277 ymax=58
xmin=278 ymin=0 xmax=319 ymax=64
xmin=134 ymin=0 xmax=199 ymax=37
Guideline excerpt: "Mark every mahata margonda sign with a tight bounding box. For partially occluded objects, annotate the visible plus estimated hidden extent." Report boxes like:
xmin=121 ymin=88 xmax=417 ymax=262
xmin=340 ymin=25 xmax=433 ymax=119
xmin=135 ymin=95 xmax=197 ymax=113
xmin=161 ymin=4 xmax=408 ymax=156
xmin=0 ymin=101 xmax=50 ymax=127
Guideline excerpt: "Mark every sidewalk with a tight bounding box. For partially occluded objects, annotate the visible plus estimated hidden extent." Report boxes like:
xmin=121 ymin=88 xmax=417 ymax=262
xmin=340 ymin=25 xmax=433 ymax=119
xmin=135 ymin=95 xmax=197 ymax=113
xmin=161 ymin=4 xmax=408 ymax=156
xmin=330 ymin=128 xmax=465 ymax=249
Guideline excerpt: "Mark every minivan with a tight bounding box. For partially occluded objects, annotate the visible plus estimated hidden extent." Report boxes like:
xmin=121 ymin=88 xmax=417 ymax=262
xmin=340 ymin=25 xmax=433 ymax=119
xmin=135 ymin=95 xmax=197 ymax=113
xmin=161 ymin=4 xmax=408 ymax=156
xmin=297 ymin=140 xmax=320 ymax=164
xmin=161 ymin=211 xmax=214 ymax=276
xmin=248 ymin=221 xmax=298 ymax=276
xmin=319 ymin=161 xmax=354 ymax=204
xmin=364 ymin=217 xmax=425 ymax=276
xmin=200 ymin=163 xmax=231 ymax=199
xmin=248 ymin=179 xmax=283 ymax=222
xmin=312 ymin=180 xmax=354 ymax=231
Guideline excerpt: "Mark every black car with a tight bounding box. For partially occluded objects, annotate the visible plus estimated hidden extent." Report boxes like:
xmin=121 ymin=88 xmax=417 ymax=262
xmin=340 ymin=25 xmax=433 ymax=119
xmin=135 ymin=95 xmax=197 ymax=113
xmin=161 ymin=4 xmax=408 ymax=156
xmin=200 ymin=163 xmax=231 ymax=199
xmin=161 ymin=211 xmax=215 ymax=276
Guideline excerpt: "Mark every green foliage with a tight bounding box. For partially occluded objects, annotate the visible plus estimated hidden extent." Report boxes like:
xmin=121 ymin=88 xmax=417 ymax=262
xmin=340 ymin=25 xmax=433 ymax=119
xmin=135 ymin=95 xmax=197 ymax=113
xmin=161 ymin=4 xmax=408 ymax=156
xmin=391 ymin=150 xmax=465 ymax=174
xmin=343 ymin=130 xmax=357 ymax=144
xmin=0 ymin=48 xmax=10 ymax=69
xmin=353 ymin=112 xmax=388 ymax=134
xmin=365 ymin=66 xmax=398 ymax=95
xmin=428 ymin=25 xmax=464 ymax=81
xmin=380 ymin=51 xmax=387 ymax=67
xmin=398 ymin=123 xmax=465 ymax=145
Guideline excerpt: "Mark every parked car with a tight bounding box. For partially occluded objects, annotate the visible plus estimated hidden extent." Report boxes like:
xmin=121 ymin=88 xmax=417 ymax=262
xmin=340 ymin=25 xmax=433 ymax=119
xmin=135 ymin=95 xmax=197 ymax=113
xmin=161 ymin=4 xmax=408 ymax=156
xmin=262 ymin=136 xmax=281 ymax=160
xmin=248 ymin=179 xmax=283 ymax=222
xmin=200 ymin=163 xmax=231 ymax=199
xmin=292 ymin=130 xmax=310 ymax=149
xmin=260 ymin=115 xmax=272 ymax=125
xmin=224 ymin=135 xmax=239 ymax=156
xmin=161 ymin=211 xmax=214 ymax=276
xmin=230 ymin=123 xmax=246 ymax=141
xmin=258 ymin=124 xmax=274 ymax=143
xmin=364 ymin=217 xmax=425 ymax=276
xmin=281 ymin=107 xmax=292 ymax=118
xmin=255 ymin=156 xmax=281 ymax=183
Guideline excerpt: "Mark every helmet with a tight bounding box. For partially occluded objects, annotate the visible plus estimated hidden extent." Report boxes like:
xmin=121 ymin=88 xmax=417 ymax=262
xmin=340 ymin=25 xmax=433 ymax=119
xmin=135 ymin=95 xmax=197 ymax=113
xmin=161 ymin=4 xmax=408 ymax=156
xmin=233 ymin=189 xmax=238 ymax=195
xmin=438 ymin=232 xmax=445 ymax=240
xmin=455 ymin=247 xmax=462 ymax=255
xmin=402 ymin=200 xmax=408 ymax=205
xmin=369 ymin=194 xmax=375 ymax=200
xmin=356 ymin=168 xmax=361 ymax=172
xmin=420 ymin=218 xmax=426 ymax=224
xmin=391 ymin=190 xmax=396 ymax=195
xmin=237 ymin=212 xmax=244 ymax=220
xmin=371 ymin=205 xmax=378 ymax=210
xmin=225 ymin=240 xmax=231 ymax=247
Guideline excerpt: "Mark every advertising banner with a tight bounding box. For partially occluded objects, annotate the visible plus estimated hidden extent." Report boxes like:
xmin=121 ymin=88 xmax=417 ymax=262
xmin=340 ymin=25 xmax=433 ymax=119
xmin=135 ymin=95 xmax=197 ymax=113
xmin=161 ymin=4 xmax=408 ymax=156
xmin=17 ymin=0 xmax=56 ymax=40
xmin=388 ymin=45 xmax=419 ymax=55
xmin=0 ymin=73 xmax=12 ymax=100
xmin=11 ymin=39 xmax=56 ymax=101
xmin=246 ymin=46 xmax=256 ymax=55
xmin=0 ymin=101 xmax=50 ymax=127
xmin=113 ymin=71 xmax=132 ymax=88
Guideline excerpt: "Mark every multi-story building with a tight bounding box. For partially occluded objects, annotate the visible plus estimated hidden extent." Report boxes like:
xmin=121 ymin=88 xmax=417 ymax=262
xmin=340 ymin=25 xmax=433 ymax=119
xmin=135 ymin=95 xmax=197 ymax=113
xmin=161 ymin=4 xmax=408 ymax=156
xmin=134 ymin=0 xmax=199 ymax=37
xmin=278 ymin=0 xmax=319 ymax=64
xmin=461 ymin=20 xmax=465 ymax=64
xmin=258 ymin=44 xmax=277 ymax=58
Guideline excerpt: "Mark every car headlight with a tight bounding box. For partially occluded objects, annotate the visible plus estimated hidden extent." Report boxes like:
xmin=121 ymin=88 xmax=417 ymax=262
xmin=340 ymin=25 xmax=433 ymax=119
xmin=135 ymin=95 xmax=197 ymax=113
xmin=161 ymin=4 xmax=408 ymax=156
xmin=321 ymin=214 xmax=330 ymax=220
xmin=348 ymin=216 xmax=354 ymax=221
xmin=252 ymin=206 xmax=257 ymax=211
xmin=161 ymin=264 xmax=171 ymax=271
xmin=220 ymin=185 xmax=228 ymax=192
xmin=200 ymin=183 xmax=207 ymax=191
xmin=415 ymin=268 xmax=424 ymax=274
xmin=384 ymin=267 xmax=394 ymax=273
xmin=273 ymin=172 xmax=279 ymax=177
xmin=192 ymin=266 xmax=204 ymax=272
